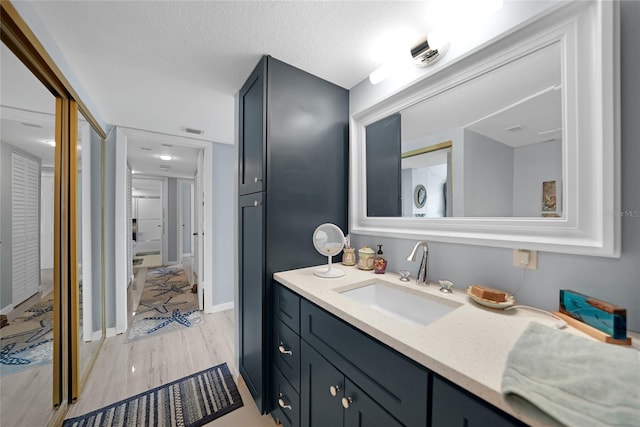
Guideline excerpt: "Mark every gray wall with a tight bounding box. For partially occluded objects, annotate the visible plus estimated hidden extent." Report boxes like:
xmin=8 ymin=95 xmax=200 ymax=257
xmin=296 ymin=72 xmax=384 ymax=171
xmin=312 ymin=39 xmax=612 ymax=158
xmin=90 ymin=130 xmax=103 ymax=330
xmin=212 ymin=142 xmax=235 ymax=307
xmin=463 ymin=130 xmax=514 ymax=217
xmin=103 ymin=128 xmax=117 ymax=330
xmin=350 ymin=1 xmax=640 ymax=333
xmin=513 ymin=140 xmax=562 ymax=217
xmin=167 ymin=177 xmax=178 ymax=263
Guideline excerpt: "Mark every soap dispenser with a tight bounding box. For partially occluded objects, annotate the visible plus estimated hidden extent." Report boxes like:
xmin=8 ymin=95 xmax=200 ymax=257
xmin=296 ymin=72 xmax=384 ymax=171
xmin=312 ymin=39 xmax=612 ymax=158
xmin=374 ymin=244 xmax=387 ymax=274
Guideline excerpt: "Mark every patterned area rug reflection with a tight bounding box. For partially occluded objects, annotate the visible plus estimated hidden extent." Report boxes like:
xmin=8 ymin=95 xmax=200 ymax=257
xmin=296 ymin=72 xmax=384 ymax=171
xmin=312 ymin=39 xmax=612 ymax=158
xmin=128 ymin=266 xmax=201 ymax=342
xmin=0 ymin=294 xmax=54 ymax=376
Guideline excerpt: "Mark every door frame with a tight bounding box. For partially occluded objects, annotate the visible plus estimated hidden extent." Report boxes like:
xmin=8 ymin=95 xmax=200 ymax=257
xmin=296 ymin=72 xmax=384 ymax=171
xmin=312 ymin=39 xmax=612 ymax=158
xmin=114 ymin=127 xmax=214 ymax=334
xmin=177 ymin=178 xmax=195 ymax=270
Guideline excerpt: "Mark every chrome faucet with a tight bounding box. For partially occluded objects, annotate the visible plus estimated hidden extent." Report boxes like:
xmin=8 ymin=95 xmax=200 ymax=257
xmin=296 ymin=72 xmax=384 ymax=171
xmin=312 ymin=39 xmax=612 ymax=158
xmin=406 ymin=241 xmax=429 ymax=285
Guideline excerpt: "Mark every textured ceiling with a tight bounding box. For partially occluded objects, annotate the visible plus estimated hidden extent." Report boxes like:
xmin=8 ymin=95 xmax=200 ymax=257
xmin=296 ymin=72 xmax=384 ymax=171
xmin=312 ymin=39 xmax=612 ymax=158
xmin=26 ymin=1 xmax=438 ymax=146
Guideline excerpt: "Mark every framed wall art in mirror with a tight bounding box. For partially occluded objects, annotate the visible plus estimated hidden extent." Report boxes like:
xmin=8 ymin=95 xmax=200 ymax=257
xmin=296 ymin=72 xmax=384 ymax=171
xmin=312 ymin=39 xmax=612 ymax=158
xmin=350 ymin=0 xmax=620 ymax=257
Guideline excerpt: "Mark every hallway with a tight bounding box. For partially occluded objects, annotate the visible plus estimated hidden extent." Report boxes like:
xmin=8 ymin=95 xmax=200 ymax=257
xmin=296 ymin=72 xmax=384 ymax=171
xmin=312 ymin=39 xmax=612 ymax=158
xmin=64 ymin=268 xmax=275 ymax=426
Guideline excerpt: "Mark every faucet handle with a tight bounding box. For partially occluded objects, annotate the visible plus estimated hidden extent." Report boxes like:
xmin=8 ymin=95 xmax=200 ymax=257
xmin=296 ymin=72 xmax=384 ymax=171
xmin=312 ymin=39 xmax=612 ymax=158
xmin=438 ymin=280 xmax=454 ymax=293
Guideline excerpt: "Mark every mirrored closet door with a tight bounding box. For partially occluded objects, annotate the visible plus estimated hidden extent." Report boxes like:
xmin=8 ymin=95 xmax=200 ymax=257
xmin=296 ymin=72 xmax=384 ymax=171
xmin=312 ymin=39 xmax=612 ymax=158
xmin=0 ymin=40 xmax=64 ymax=427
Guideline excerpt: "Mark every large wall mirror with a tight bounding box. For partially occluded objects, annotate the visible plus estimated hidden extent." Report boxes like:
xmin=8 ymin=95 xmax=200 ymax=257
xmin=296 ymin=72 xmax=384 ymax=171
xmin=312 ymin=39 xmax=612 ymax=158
xmin=0 ymin=39 xmax=63 ymax=426
xmin=351 ymin=1 xmax=620 ymax=257
xmin=2 ymin=2 xmax=107 ymax=422
xmin=71 ymin=106 xmax=105 ymax=400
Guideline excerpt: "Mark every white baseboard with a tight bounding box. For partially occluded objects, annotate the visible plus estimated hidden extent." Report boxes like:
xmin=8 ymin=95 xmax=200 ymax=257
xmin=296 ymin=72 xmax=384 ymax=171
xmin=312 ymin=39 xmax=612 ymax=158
xmin=211 ymin=301 xmax=234 ymax=313
xmin=0 ymin=304 xmax=14 ymax=315
xmin=106 ymin=327 xmax=117 ymax=338
xmin=92 ymin=330 xmax=103 ymax=341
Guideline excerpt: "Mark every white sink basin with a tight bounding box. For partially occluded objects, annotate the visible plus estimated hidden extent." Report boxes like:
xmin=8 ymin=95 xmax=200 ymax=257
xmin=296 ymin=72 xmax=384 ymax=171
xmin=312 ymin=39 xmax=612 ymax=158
xmin=339 ymin=282 xmax=460 ymax=327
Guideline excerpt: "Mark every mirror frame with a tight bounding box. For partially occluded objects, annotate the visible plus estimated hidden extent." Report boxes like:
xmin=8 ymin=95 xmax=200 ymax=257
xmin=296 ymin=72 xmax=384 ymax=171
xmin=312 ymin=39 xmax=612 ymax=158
xmin=350 ymin=1 xmax=620 ymax=257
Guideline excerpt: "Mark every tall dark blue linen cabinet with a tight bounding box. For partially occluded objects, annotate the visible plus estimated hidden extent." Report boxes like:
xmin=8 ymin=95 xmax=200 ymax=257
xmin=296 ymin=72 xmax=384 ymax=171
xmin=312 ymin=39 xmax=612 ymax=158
xmin=237 ymin=55 xmax=348 ymax=414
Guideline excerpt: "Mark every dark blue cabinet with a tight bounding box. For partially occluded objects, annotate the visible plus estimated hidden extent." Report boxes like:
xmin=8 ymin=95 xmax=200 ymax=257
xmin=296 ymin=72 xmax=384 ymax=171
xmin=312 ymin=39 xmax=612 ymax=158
xmin=431 ymin=376 xmax=525 ymax=427
xmin=301 ymin=300 xmax=429 ymax=427
xmin=301 ymin=341 xmax=344 ymax=427
xmin=273 ymin=283 xmax=528 ymax=427
xmin=301 ymin=340 xmax=403 ymax=427
xmin=365 ymin=113 xmax=402 ymax=217
xmin=238 ymin=57 xmax=266 ymax=196
xmin=237 ymin=56 xmax=348 ymax=414
xmin=238 ymin=193 xmax=265 ymax=410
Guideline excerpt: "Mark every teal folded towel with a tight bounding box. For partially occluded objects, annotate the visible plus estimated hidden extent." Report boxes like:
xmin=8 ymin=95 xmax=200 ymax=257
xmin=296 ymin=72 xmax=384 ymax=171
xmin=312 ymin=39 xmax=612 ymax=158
xmin=502 ymin=322 xmax=640 ymax=427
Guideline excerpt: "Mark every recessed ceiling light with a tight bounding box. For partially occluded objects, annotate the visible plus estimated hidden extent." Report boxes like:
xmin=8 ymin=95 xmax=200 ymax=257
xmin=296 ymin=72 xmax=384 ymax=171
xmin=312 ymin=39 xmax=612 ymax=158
xmin=160 ymin=154 xmax=172 ymax=161
xmin=45 ymin=140 xmax=56 ymax=147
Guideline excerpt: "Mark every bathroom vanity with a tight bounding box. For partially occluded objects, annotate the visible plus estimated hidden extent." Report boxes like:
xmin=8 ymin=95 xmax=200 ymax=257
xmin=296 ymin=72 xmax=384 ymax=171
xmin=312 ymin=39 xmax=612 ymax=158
xmin=270 ymin=266 xmax=590 ymax=427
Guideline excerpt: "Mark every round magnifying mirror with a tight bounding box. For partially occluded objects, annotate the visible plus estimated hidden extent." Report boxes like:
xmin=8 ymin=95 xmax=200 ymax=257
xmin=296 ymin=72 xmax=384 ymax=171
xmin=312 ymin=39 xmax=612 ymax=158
xmin=312 ymin=223 xmax=346 ymax=278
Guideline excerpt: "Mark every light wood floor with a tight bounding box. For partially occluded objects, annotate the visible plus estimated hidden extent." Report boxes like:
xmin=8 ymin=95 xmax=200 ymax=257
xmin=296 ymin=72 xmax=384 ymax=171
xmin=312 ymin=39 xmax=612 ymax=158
xmin=0 ymin=269 xmax=57 ymax=427
xmin=66 ymin=270 xmax=276 ymax=427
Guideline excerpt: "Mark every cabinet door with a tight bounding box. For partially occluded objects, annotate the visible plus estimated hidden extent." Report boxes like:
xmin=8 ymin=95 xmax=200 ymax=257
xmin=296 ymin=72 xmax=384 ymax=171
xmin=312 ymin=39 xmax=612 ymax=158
xmin=432 ymin=377 xmax=525 ymax=427
xmin=301 ymin=341 xmax=344 ymax=427
xmin=239 ymin=57 xmax=266 ymax=195
xmin=238 ymin=193 xmax=267 ymax=412
xmin=343 ymin=379 xmax=403 ymax=427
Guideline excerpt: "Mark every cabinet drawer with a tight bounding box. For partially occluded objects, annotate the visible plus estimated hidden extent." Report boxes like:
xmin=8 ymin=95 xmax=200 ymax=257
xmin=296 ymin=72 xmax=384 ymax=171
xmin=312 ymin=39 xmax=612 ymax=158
xmin=272 ymin=365 xmax=300 ymax=427
xmin=274 ymin=318 xmax=301 ymax=392
xmin=274 ymin=283 xmax=300 ymax=333
xmin=432 ymin=376 xmax=525 ymax=427
xmin=301 ymin=300 xmax=429 ymax=427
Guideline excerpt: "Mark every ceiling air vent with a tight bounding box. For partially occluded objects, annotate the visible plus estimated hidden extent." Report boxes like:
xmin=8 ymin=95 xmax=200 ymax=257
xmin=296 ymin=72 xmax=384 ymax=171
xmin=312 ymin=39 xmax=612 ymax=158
xmin=21 ymin=122 xmax=42 ymax=128
xmin=161 ymin=143 xmax=173 ymax=147
xmin=141 ymin=147 xmax=152 ymax=151
xmin=159 ymin=165 xmax=171 ymax=171
xmin=504 ymin=125 xmax=524 ymax=133
xmin=183 ymin=127 xmax=204 ymax=135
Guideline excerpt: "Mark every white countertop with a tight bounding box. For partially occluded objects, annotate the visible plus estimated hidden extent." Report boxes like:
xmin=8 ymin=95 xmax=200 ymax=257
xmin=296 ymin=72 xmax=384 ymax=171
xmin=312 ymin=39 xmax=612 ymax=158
xmin=274 ymin=264 xmax=639 ymax=427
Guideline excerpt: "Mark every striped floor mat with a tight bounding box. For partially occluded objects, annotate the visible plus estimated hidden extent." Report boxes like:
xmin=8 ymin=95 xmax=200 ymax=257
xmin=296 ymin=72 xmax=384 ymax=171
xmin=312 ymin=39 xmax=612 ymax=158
xmin=63 ymin=363 xmax=242 ymax=427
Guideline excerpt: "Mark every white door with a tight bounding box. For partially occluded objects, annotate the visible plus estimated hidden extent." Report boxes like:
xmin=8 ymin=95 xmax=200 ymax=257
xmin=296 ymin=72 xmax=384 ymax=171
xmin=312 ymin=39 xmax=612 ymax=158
xmin=12 ymin=152 xmax=40 ymax=305
xmin=134 ymin=196 xmax=163 ymax=254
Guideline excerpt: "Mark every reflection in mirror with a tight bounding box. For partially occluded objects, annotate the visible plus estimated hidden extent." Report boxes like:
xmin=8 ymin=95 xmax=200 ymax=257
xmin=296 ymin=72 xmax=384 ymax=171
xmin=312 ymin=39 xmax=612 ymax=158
xmin=75 ymin=110 xmax=103 ymax=393
xmin=366 ymin=41 xmax=562 ymax=218
xmin=401 ymin=141 xmax=452 ymax=218
xmin=0 ymin=42 xmax=57 ymax=425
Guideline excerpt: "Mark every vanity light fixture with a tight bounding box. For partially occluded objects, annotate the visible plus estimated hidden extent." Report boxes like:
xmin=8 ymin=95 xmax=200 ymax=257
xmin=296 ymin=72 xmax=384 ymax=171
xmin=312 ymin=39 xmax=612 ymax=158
xmin=368 ymin=30 xmax=450 ymax=85
xmin=411 ymin=30 xmax=450 ymax=67
xmin=160 ymin=154 xmax=172 ymax=161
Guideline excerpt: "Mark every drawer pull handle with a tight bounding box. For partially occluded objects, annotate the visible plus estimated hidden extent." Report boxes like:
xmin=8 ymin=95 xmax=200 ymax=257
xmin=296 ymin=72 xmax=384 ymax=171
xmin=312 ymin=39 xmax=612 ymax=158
xmin=278 ymin=344 xmax=293 ymax=356
xmin=278 ymin=394 xmax=292 ymax=410
xmin=253 ymin=200 xmax=261 ymax=207
xmin=254 ymin=177 xmax=262 ymax=183
xmin=341 ymin=396 xmax=352 ymax=409
xmin=329 ymin=385 xmax=340 ymax=397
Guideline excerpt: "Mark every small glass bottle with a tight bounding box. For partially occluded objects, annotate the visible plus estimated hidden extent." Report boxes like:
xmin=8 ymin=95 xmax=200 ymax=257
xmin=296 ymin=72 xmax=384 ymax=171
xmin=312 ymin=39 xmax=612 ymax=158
xmin=374 ymin=244 xmax=387 ymax=274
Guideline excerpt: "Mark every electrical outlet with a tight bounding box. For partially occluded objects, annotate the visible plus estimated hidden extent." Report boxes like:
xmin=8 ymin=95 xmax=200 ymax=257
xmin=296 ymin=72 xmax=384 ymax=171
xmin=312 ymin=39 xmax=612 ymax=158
xmin=513 ymin=249 xmax=537 ymax=269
